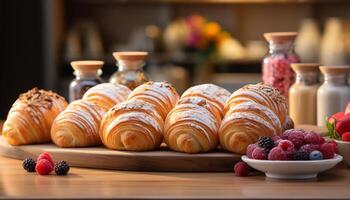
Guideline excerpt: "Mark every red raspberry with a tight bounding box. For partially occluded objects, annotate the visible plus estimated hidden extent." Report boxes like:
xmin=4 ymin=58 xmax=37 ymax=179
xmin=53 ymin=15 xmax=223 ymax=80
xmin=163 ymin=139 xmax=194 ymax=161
xmin=278 ymin=140 xmax=294 ymax=151
xmin=299 ymin=144 xmax=320 ymax=154
xmin=319 ymin=136 xmax=325 ymax=144
xmin=320 ymin=143 xmax=336 ymax=159
xmin=37 ymin=152 xmax=54 ymax=167
xmin=305 ymin=131 xmax=321 ymax=144
xmin=327 ymin=140 xmax=338 ymax=153
xmin=268 ymin=147 xmax=289 ymax=160
xmin=342 ymin=132 xmax=350 ymax=142
xmin=234 ymin=161 xmax=250 ymax=177
xmin=246 ymin=144 xmax=258 ymax=159
xmin=285 ymin=130 xmax=305 ymax=148
xmin=252 ymin=147 xmax=267 ymax=160
xmin=36 ymin=159 xmax=53 ymax=175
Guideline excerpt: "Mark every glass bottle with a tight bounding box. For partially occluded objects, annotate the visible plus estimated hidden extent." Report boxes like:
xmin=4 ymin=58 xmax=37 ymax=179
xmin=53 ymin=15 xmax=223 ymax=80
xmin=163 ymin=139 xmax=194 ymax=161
xmin=317 ymin=66 xmax=350 ymax=126
xmin=69 ymin=60 xmax=104 ymax=102
xmin=262 ymin=32 xmax=300 ymax=98
xmin=289 ymin=63 xmax=319 ymax=125
xmin=110 ymin=51 xmax=150 ymax=90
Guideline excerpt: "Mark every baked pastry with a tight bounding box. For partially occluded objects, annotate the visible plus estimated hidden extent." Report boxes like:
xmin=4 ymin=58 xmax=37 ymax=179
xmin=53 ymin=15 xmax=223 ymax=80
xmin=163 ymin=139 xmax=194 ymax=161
xmin=164 ymin=97 xmax=220 ymax=153
xmin=219 ymin=83 xmax=288 ymax=154
xmin=127 ymin=81 xmax=179 ymax=119
xmin=181 ymin=84 xmax=230 ymax=119
xmin=51 ymin=100 xmax=105 ymax=147
xmin=82 ymin=83 xmax=131 ymax=111
xmin=99 ymin=99 xmax=163 ymax=151
xmin=2 ymin=88 xmax=68 ymax=145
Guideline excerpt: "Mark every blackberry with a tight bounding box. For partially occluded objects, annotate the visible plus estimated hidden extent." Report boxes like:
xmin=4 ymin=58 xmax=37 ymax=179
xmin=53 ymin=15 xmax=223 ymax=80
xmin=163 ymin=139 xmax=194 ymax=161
xmin=54 ymin=161 xmax=70 ymax=175
xmin=22 ymin=158 xmax=36 ymax=172
xmin=293 ymin=150 xmax=309 ymax=160
xmin=258 ymin=136 xmax=274 ymax=150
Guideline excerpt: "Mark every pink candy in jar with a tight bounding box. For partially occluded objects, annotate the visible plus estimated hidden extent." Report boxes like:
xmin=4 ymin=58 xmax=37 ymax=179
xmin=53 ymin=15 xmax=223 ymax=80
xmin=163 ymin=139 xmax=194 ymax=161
xmin=262 ymin=32 xmax=300 ymax=97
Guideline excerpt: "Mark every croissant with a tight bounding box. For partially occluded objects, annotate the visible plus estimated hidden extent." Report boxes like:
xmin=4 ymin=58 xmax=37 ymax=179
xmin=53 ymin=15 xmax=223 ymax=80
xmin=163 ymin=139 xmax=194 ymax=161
xmin=181 ymin=84 xmax=230 ymax=120
xmin=219 ymin=83 xmax=288 ymax=154
xmin=164 ymin=97 xmax=220 ymax=153
xmin=51 ymin=100 xmax=105 ymax=147
xmin=2 ymin=88 xmax=68 ymax=145
xmin=82 ymin=83 xmax=131 ymax=111
xmin=127 ymin=81 xmax=179 ymax=119
xmin=99 ymin=99 xmax=164 ymax=151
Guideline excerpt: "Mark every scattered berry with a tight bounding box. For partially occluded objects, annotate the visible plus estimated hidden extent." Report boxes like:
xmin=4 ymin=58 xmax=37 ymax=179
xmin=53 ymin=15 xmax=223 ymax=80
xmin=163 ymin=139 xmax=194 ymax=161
xmin=22 ymin=158 xmax=36 ymax=172
xmin=36 ymin=159 xmax=54 ymax=175
xmin=268 ymin=147 xmax=288 ymax=160
xmin=342 ymin=132 xmax=350 ymax=142
xmin=37 ymin=152 xmax=54 ymax=167
xmin=292 ymin=150 xmax=309 ymax=160
xmin=320 ymin=143 xmax=335 ymax=159
xmin=234 ymin=161 xmax=250 ymax=177
xmin=299 ymin=144 xmax=319 ymax=154
xmin=252 ymin=147 xmax=267 ymax=160
xmin=246 ymin=144 xmax=258 ymax=159
xmin=54 ymin=161 xmax=70 ymax=176
xmin=309 ymin=150 xmax=324 ymax=160
xmin=305 ymin=131 xmax=321 ymax=144
xmin=258 ymin=136 xmax=274 ymax=150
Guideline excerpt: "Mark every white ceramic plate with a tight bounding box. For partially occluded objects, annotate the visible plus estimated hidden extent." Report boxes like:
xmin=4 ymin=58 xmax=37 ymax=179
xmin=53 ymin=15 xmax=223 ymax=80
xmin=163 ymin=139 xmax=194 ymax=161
xmin=242 ymin=154 xmax=343 ymax=179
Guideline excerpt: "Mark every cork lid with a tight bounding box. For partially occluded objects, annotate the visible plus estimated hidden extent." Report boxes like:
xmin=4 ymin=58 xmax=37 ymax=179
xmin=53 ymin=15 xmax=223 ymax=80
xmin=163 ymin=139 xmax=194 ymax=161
xmin=319 ymin=66 xmax=350 ymax=75
xmin=70 ymin=60 xmax=104 ymax=72
xmin=113 ymin=52 xmax=148 ymax=61
xmin=264 ymin=32 xmax=298 ymax=42
xmin=291 ymin=63 xmax=320 ymax=73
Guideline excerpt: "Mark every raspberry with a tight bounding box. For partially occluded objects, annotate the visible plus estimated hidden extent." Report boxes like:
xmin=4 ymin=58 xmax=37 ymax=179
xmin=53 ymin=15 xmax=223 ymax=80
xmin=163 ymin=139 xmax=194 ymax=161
xmin=342 ymin=132 xmax=350 ymax=142
xmin=54 ymin=161 xmax=70 ymax=176
xmin=305 ymin=131 xmax=321 ymax=144
xmin=328 ymin=140 xmax=338 ymax=153
xmin=299 ymin=144 xmax=320 ymax=154
xmin=234 ymin=161 xmax=250 ymax=177
xmin=285 ymin=130 xmax=305 ymax=148
xmin=257 ymin=136 xmax=274 ymax=150
xmin=252 ymin=147 xmax=267 ymax=160
xmin=293 ymin=150 xmax=309 ymax=160
xmin=246 ymin=144 xmax=258 ymax=159
xmin=320 ymin=143 xmax=335 ymax=159
xmin=36 ymin=159 xmax=53 ymax=175
xmin=278 ymin=140 xmax=294 ymax=151
xmin=319 ymin=136 xmax=325 ymax=144
xmin=268 ymin=147 xmax=289 ymax=160
xmin=22 ymin=158 xmax=36 ymax=172
xmin=37 ymin=152 xmax=54 ymax=167
xmin=309 ymin=150 xmax=324 ymax=160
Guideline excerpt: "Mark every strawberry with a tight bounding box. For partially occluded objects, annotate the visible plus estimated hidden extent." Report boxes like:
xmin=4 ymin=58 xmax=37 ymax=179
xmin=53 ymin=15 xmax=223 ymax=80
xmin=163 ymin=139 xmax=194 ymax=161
xmin=345 ymin=102 xmax=350 ymax=115
xmin=342 ymin=132 xmax=350 ymax=142
xmin=328 ymin=112 xmax=345 ymax=124
xmin=335 ymin=114 xmax=350 ymax=136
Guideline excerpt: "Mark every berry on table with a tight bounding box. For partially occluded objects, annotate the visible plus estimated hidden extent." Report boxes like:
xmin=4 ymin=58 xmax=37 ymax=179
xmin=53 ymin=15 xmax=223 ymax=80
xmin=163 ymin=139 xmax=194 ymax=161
xmin=292 ymin=150 xmax=309 ymax=160
xmin=252 ymin=147 xmax=267 ymax=160
xmin=268 ymin=147 xmax=288 ymax=160
xmin=320 ymin=143 xmax=336 ymax=159
xmin=257 ymin=136 xmax=274 ymax=150
xmin=234 ymin=161 xmax=250 ymax=177
xmin=37 ymin=152 xmax=54 ymax=167
xmin=309 ymin=150 xmax=324 ymax=160
xmin=342 ymin=132 xmax=350 ymax=142
xmin=54 ymin=161 xmax=70 ymax=176
xmin=246 ymin=144 xmax=258 ymax=159
xmin=36 ymin=159 xmax=54 ymax=175
xmin=22 ymin=158 xmax=36 ymax=172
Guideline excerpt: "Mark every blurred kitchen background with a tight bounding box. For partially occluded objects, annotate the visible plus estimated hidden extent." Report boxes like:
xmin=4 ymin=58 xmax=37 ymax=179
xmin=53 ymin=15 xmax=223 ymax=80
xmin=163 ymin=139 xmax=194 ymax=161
xmin=2 ymin=0 xmax=350 ymax=118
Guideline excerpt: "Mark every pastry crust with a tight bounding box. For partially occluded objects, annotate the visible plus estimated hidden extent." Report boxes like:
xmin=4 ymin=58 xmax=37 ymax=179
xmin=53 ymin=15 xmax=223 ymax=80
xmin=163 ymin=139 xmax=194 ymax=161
xmin=51 ymin=100 xmax=105 ymax=147
xmin=2 ymin=88 xmax=68 ymax=145
xmin=220 ymin=83 xmax=288 ymax=154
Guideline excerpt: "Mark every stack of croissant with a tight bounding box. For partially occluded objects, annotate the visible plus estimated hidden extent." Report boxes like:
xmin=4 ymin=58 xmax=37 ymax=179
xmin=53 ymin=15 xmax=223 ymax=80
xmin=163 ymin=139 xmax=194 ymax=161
xmin=2 ymin=81 xmax=289 ymax=154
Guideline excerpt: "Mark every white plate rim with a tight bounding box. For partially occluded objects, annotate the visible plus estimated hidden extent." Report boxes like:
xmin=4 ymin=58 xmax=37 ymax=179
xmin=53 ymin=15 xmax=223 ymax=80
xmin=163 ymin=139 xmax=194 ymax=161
xmin=241 ymin=154 xmax=343 ymax=164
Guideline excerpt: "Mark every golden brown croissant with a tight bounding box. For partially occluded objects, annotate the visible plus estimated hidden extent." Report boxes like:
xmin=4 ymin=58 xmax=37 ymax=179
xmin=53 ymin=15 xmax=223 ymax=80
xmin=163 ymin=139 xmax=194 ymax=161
xmin=181 ymin=84 xmax=230 ymax=119
xmin=82 ymin=83 xmax=131 ymax=111
xmin=99 ymin=99 xmax=164 ymax=151
xmin=51 ymin=100 xmax=105 ymax=147
xmin=127 ymin=81 xmax=179 ymax=119
xmin=164 ymin=97 xmax=220 ymax=153
xmin=219 ymin=83 xmax=288 ymax=154
xmin=2 ymin=88 xmax=68 ymax=145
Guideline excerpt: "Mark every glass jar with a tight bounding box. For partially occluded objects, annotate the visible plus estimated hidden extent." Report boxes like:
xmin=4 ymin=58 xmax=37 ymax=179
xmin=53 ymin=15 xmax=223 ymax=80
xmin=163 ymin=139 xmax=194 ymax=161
xmin=317 ymin=66 xmax=350 ymax=126
xmin=110 ymin=51 xmax=150 ymax=90
xmin=262 ymin=32 xmax=300 ymax=97
xmin=69 ymin=60 xmax=104 ymax=102
xmin=289 ymin=63 xmax=319 ymax=125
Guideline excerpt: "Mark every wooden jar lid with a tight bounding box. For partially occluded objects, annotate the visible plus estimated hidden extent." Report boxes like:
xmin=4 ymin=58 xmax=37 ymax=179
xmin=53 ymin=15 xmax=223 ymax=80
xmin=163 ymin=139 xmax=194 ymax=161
xmin=70 ymin=60 xmax=104 ymax=71
xmin=319 ymin=66 xmax=350 ymax=74
xmin=113 ymin=52 xmax=148 ymax=61
xmin=264 ymin=32 xmax=298 ymax=42
xmin=291 ymin=63 xmax=320 ymax=73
